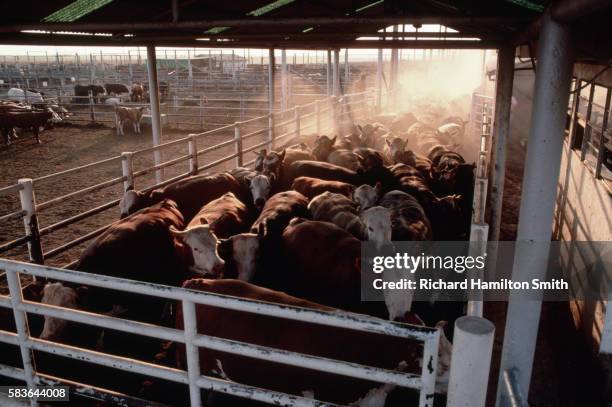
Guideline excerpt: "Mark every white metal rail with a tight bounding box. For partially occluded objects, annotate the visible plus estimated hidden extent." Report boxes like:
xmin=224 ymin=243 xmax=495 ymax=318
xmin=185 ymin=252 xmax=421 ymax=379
xmin=0 ymin=258 xmax=440 ymax=407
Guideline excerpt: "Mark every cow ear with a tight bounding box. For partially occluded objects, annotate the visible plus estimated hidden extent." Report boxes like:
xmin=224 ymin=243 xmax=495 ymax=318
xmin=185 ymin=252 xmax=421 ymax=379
xmin=279 ymin=149 xmax=286 ymax=162
xmin=331 ymin=136 xmax=337 ymax=144
xmin=268 ymin=172 xmax=277 ymax=184
xmin=375 ymin=181 xmax=382 ymax=195
xmin=385 ymin=138 xmax=391 ymax=147
xmin=356 ymin=124 xmax=363 ymax=134
xmin=169 ymin=226 xmax=188 ymax=238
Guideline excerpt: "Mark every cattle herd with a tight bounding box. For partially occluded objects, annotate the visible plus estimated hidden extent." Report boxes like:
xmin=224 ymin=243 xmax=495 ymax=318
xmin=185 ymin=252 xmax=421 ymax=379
xmin=0 ymin=81 xmax=170 ymax=145
xmin=1 ymin=105 xmax=473 ymax=405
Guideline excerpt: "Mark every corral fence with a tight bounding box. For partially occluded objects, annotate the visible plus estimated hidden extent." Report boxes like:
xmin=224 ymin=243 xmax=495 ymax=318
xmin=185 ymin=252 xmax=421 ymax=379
xmin=0 ymin=87 xmax=497 ymax=407
xmin=0 ymin=258 xmax=441 ymax=407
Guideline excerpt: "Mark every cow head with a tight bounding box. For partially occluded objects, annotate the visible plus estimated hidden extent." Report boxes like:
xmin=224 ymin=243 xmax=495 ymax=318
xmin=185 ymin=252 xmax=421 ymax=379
xmin=254 ymin=149 xmax=266 ymax=172
xmin=249 ymin=174 xmax=272 ymax=211
xmin=312 ymin=135 xmax=337 ymax=161
xmin=220 ymin=231 xmax=262 ymax=281
xmin=385 ymin=136 xmax=407 ymax=159
xmin=40 ymin=283 xmax=85 ymax=341
xmin=119 ymin=188 xmax=146 ymax=218
xmin=360 ymin=206 xmax=392 ymax=249
xmin=352 ymin=182 xmax=381 ymax=211
xmin=170 ymin=225 xmax=225 ymax=277
xmin=262 ymin=150 xmax=286 ymax=178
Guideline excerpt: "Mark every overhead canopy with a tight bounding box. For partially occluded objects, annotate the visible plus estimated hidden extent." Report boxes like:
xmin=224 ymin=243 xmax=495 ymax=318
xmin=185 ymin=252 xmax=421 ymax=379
xmin=0 ymin=0 xmax=610 ymax=62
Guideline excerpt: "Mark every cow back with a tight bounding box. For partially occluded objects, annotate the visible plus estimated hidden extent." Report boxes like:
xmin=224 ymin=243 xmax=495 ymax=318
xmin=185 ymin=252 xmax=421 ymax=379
xmin=308 ymin=192 xmax=364 ymax=239
xmin=380 ymin=191 xmax=432 ymax=241
xmin=290 ymin=177 xmax=354 ymax=199
xmin=187 ymin=192 xmax=251 ymax=238
xmin=250 ymin=191 xmax=308 ymax=239
xmin=282 ymin=160 xmax=359 ymax=189
xmin=148 ymin=173 xmax=243 ymax=222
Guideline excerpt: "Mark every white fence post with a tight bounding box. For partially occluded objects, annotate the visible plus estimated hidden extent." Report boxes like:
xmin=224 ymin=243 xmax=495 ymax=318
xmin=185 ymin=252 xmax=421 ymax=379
xmin=419 ymin=329 xmax=440 ymax=407
xmin=447 ymin=316 xmax=495 ymax=407
xmin=188 ymin=135 xmax=199 ymax=175
xmin=6 ymin=270 xmax=39 ymax=406
xmin=294 ymin=106 xmax=300 ymax=139
xmin=234 ymin=122 xmax=243 ymax=167
xmin=120 ymin=152 xmax=134 ymax=191
xmin=182 ymin=299 xmax=203 ymax=407
xmin=18 ymin=178 xmax=44 ymax=265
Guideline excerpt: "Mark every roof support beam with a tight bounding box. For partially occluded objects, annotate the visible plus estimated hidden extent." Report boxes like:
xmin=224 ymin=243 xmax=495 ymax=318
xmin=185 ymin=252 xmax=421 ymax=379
xmin=0 ymin=16 xmax=530 ymax=32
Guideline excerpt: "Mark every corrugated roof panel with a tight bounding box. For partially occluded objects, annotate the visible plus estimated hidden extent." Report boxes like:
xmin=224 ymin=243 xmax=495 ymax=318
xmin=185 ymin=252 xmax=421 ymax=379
xmin=42 ymin=0 xmax=114 ymax=22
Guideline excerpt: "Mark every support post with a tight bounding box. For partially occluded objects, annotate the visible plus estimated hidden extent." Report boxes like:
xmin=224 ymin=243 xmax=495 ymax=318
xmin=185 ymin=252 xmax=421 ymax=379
xmin=488 ymin=44 xmax=516 ymax=242
xmin=344 ymin=48 xmax=349 ymax=85
xmin=234 ymin=123 xmax=243 ymax=167
xmin=495 ymin=9 xmax=573 ymax=405
xmin=6 ymin=270 xmax=38 ymax=406
xmin=326 ymin=50 xmax=332 ymax=97
xmin=268 ymin=48 xmax=275 ymax=148
xmin=333 ymin=49 xmax=340 ymax=96
xmin=146 ymin=45 xmax=164 ymax=184
xmin=120 ymin=152 xmax=134 ymax=191
xmin=447 ymin=316 xmax=495 ymax=407
xmin=376 ymin=48 xmax=383 ymax=112
xmin=199 ymin=95 xmax=205 ymax=129
xmin=18 ymin=178 xmax=43 ymax=265
xmin=188 ymin=135 xmax=199 ymax=175
xmin=281 ymin=49 xmax=288 ymax=110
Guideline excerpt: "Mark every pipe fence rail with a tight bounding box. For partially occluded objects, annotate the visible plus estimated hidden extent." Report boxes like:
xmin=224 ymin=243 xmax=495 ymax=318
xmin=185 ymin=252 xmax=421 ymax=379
xmin=0 ymin=258 xmax=440 ymax=407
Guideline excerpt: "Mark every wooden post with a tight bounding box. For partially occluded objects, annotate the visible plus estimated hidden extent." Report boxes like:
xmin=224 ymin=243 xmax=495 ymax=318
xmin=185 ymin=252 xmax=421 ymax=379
xmin=188 ymin=135 xmax=199 ymax=175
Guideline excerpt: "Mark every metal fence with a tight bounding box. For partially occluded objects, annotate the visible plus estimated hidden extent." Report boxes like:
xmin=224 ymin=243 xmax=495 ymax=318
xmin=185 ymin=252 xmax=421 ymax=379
xmin=0 ymin=258 xmax=441 ymax=407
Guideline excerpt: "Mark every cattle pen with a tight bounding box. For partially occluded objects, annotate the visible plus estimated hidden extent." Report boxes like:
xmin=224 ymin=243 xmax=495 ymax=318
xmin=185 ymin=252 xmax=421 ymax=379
xmin=0 ymin=1 xmax=611 ymax=407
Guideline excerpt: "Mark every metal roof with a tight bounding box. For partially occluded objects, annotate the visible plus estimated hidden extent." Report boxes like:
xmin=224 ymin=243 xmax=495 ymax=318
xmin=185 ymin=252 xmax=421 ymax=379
xmin=0 ymin=0 xmax=609 ymax=62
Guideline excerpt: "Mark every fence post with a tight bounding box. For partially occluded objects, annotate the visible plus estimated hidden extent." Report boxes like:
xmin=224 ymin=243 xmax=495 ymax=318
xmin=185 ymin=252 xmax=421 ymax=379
xmin=268 ymin=112 xmax=275 ymax=150
xmin=173 ymin=95 xmax=179 ymax=128
xmin=294 ymin=106 xmax=300 ymax=139
xmin=199 ymin=95 xmax=205 ymax=129
xmin=88 ymin=90 xmax=95 ymax=124
xmin=234 ymin=122 xmax=243 ymax=167
xmin=446 ymin=316 xmax=495 ymax=407
xmin=6 ymin=270 xmax=39 ymax=405
xmin=120 ymin=152 xmax=134 ymax=191
xmin=18 ymin=178 xmax=44 ymax=265
xmin=419 ymin=329 xmax=440 ymax=407
xmin=188 ymin=135 xmax=199 ymax=175
xmin=182 ymin=299 xmax=203 ymax=407
xmin=315 ymin=100 xmax=321 ymax=134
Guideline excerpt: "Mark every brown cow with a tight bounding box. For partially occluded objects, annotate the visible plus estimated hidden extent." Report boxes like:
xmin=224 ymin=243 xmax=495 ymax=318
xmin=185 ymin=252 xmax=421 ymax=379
xmin=170 ymin=192 xmax=254 ymax=277
xmin=250 ymin=190 xmax=308 ymax=240
xmin=0 ymin=108 xmax=53 ymax=144
xmin=41 ymin=199 xmax=187 ymax=342
xmin=176 ymin=279 xmax=448 ymax=405
xmin=115 ymin=106 xmax=145 ymax=136
xmin=290 ymin=176 xmax=355 ymax=199
xmin=312 ymin=135 xmax=362 ymax=171
xmin=379 ymin=190 xmax=432 ymax=241
xmin=254 ymin=143 xmax=314 ymax=179
xmin=185 ymin=192 xmax=251 ymax=238
xmin=280 ymin=160 xmax=360 ymax=190
xmin=130 ymin=83 xmax=146 ymax=102
xmin=119 ymin=172 xmax=243 ymax=221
